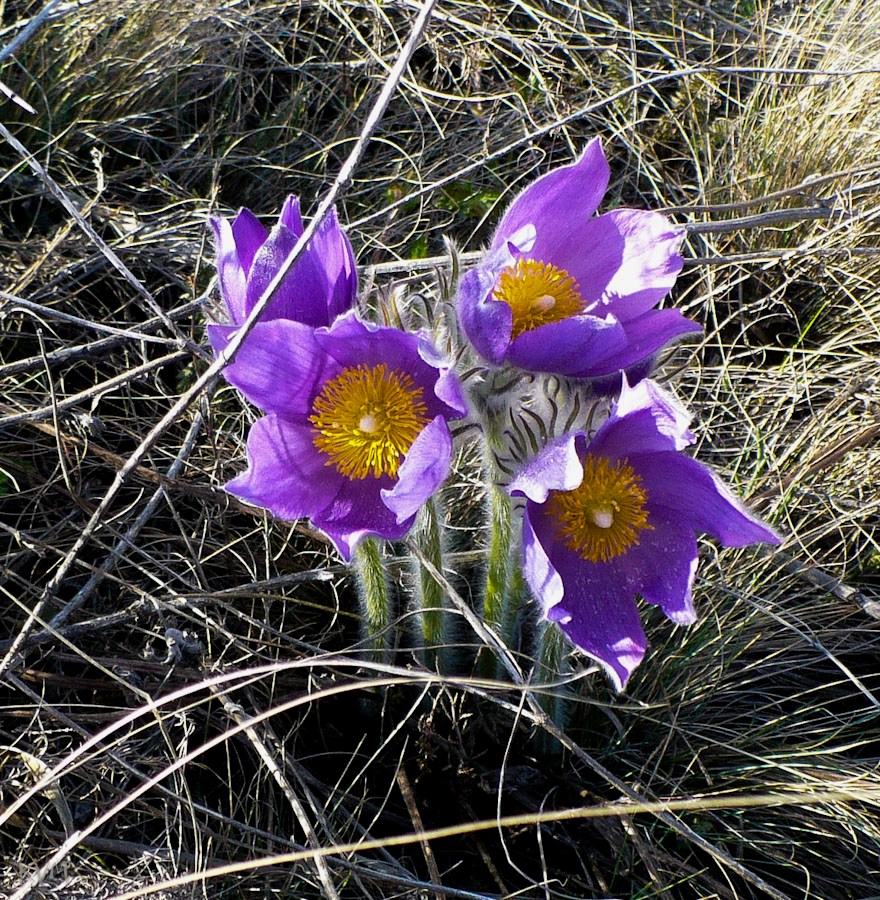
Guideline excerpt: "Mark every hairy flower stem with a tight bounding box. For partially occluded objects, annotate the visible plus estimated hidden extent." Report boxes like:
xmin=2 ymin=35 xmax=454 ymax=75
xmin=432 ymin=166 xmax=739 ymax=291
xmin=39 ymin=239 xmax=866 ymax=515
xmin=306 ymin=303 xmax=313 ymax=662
xmin=533 ymin=624 xmax=571 ymax=757
xmin=411 ymin=499 xmax=449 ymax=671
xmin=477 ymin=481 xmax=513 ymax=678
xmin=499 ymin=560 xmax=528 ymax=657
xmin=354 ymin=538 xmax=392 ymax=661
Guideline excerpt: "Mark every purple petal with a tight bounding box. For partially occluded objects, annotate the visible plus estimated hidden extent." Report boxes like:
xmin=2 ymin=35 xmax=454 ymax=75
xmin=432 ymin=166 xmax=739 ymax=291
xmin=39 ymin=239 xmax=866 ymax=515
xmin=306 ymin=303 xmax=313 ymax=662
xmin=620 ymin=511 xmax=699 ymax=624
xmin=508 ymin=432 xmax=586 ymax=503
xmin=246 ymin=223 xmax=336 ymax=327
xmin=220 ymin=320 xmax=327 ymax=417
xmin=381 ymin=416 xmax=452 ymax=523
xmin=206 ymin=323 xmax=237 ymax=357
xmin=637 ymin=452 xmax=780 ymax=547
xmin=263 ymin=206 xmax=357 ymax=326
xmin=316 ymin=479 xmax=414 ymax=561
xmin=506 ymin=312 xmax=629 ymax=378
xmin=556 ymin=209 xmax=684 ymax=315
xmin=456 ymin=263 xmax=514 ymax=366
xmin=584 ymin=308 xmax=702 ymax=377
xmin=589 ymin=378 xmax=695 ymax=458
xmin=315 ymin=314 xmax=462 ymax=420
xmin=225 ymin=415 xmax=344 ymax=522
xmin=278 ymin=195 xmax=304 ymax=236
xmin=600 ymin=209 xmax=685 ymax=319
xmin=418 ymin=334 xmax=469 ymax=416
xmin=314 ymin=311 xmax=402 ymax=368
xmin=307 ymin=207 xmax=358 ymax=322
xmin=211 ymin=215 xmax=248 ymax=325
xmin=493 ymin=138 xmax=610 ymax=262
xmin=521 ymin=507 xmax=564 ymax=611
xmin=245 ymin=221 xmax=295 ymax=317
xmin=230 ymin=208 xmax=267 ymax=275
xmin=542 ymin=537 xmax=648 ymax=692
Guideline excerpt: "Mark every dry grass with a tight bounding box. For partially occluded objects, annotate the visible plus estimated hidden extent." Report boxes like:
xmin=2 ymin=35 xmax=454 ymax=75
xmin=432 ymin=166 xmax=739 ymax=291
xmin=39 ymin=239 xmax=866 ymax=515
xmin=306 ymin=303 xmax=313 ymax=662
xmin=1 ymin=0 xmax=880 ymax=897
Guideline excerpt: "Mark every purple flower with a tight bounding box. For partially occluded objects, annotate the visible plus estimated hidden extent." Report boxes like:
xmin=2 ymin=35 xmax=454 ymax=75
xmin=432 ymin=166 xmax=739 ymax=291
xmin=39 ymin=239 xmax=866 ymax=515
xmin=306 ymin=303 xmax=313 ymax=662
xmin=211 ymin=312 xmax=468 ymax=560
xmin=458 ymin=138 xmax=701 ymax=381
xmin=508 ymin=378 xmax=780 ymax=690
xmin=211 ymin=195 xmax=356 ymax=327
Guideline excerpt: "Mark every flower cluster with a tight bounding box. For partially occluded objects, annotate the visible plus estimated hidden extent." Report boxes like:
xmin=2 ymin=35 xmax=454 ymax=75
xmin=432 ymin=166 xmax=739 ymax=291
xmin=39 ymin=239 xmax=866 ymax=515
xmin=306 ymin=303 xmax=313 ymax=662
xmin=210 ymin=138 xmax=779 ymax=687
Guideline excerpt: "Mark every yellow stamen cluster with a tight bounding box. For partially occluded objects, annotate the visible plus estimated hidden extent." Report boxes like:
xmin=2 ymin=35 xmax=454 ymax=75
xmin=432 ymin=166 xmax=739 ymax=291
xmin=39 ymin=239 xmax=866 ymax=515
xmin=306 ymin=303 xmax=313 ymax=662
xmin=493 ymin=258 xmax=585 ymax=339
xmin=310 ymin=364 xmax=429 ymax=480
xmin=546 ymin=456 xmax=652 ymax=563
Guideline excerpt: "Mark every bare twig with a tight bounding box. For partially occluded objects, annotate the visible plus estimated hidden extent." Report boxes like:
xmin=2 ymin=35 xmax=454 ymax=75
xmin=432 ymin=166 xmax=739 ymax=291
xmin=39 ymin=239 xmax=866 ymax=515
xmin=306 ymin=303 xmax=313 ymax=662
xmin=0 ymin=0 xmax=62 ymax=64
xmin=0 ymin=120 xmax=202 ymax=354
xmin=0 ymin=349 xmax=190 ymax=427
xmin=212 ymin=687 xmax=342 ymax=900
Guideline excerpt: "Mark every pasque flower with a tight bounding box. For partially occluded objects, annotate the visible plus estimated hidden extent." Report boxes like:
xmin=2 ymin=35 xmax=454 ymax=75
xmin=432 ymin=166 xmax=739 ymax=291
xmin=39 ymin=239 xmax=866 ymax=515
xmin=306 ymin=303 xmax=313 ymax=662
xmin=508 ymin=378 xmax=780 ymax=690
xmin=458 ymin=138 xmax=701 ymax=381
xmin=211 ymin=195 xmax=356 ymax=327
xmin=211 ymin=312 xmax=467 ymax=560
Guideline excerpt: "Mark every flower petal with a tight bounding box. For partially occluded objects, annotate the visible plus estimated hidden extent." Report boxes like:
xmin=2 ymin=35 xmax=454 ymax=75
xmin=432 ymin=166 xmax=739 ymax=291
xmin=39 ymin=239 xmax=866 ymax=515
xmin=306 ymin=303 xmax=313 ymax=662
xmin=603 ymin=209 xmax=685 ymax=318
xmin=563 ymin=209 xmax=685 ymax=317
xmin=245 ymin=222 xmax=336 ymax=327
xmin=231 ymin=208 xmax=267 ymax=271
xmin=506 ymin=313 xmax=629 ymax=378
xmin=219 ymin=320 xmax=327 ymax=416
xmin=211 ymin=211 xmax=267 ymax=325
xmin=418 ymin=334 xmax=469 ymax=416
xmin=521 ymin=506 xmax=564 ymax=611
xmin=244 ymin=221 xmax=296 ymax=318
xmin=622 ymin=511 xmax=699 ymax=624
xmin=543 ymin=537 xmax=648 ymax=692
xmin=278 ymin=195 xmax=304 ymax=236
xmin=210 ymin=197 xmax=356 ymax=330
xmin=315 ymin=313 xmax=465 ymax=420
xmin=259 ymin=206 xmax=356 ymax=326
xmin=585 ymin=308 xmax=702 ymax=377
xmin=493 ymin=138 xmax=610 ymax=262
xmin=381 ymin=416 xmax=452 ymax=523
xmin=637 ymin=451 xmax=781 ymax=547
xmin=316 ymin=480 xmax=413 ymax=561
xmin=508 ymin=432 xmax=585 ymax=503
xmin=206 ymin=323 xmax=237 ymax=357
xmin=456 ymin=257 xmax=515 ymax=366
xmin=588 ymin=378 xmax=695 ymax=458
xmin=225 ymin=414 xmax=343 ymax=522
xmin=307 ymin=207 xmax=358 ymax=322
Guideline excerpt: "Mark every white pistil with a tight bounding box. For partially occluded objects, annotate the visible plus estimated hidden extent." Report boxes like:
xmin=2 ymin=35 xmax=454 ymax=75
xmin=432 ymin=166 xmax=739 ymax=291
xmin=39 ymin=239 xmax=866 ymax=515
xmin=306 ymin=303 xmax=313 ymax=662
xmin=533 ymin=294 xmax=556 ymax=311
xmin=358 ymin=413 xmax=379 ymax=434
xmin=591 ymin=506 xmax=614 ymax=529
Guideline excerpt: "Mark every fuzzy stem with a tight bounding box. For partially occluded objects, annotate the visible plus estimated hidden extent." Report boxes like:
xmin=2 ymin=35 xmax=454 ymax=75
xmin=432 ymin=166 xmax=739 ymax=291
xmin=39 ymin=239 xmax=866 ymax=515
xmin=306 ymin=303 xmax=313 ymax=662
xmin=475 ymin=480 xmax=513 ymax=678
xmin=412 ymin=498 xmax=448 ymax=671
xmin=354 ymin=538 xmax=392 ymax=661
xmin=482 ymin=482 xmax=512 ymax=630
xmin=499 ymin=559 xmax=527 ymax=656
xmin=533 ymin=622 xmax=571 ymax=757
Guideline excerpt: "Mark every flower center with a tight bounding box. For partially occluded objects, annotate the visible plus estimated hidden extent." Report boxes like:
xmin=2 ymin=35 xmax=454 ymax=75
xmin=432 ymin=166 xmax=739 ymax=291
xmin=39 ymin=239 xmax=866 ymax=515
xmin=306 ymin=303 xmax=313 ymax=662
xmin=309 ymin=363 xmax=429 ymax=480
xmin=545 ymin=456 xmax=653 ymax=563
xmin=493 ymin=258 xmax=585 ymax=339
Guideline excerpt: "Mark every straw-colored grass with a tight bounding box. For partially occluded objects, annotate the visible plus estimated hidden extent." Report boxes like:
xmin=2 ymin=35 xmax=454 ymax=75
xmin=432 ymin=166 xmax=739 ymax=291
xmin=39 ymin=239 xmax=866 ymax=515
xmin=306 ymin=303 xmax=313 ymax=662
xmin=1 ymin=0 xmax=879 ymax=897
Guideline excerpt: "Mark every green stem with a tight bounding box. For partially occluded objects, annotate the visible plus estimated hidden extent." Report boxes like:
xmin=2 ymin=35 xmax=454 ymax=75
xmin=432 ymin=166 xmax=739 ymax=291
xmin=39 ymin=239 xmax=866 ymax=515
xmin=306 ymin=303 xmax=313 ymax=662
xmin=354 ymin=537 xmax=392 ymax=661
xmin=412 ymin=499 xmax=448 ymax=671
xmin=499 ymin=559 xmax=527 ymax=656
xmin=532 ymin=622 xmax=571 ymax=757
xmin=475 ymin=480 xmax=513 ymax=678
xmin=482 ymin=482 xmax=512 ymax=631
